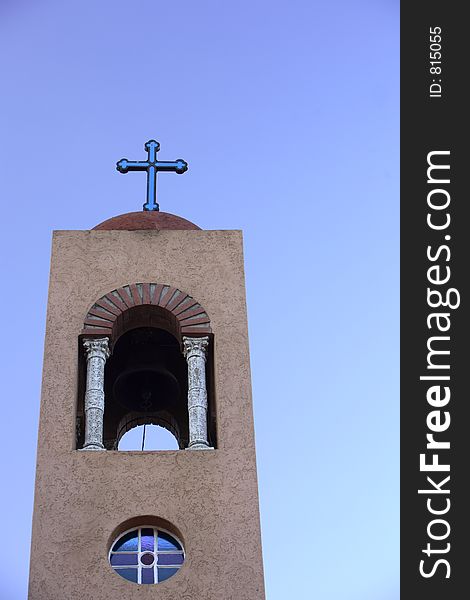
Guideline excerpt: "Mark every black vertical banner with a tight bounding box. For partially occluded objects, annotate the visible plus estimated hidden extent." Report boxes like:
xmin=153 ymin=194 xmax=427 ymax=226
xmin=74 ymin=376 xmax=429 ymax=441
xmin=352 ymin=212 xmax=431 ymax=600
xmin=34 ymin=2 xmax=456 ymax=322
xmin=401 ymin=4 xmax=469 ymax=599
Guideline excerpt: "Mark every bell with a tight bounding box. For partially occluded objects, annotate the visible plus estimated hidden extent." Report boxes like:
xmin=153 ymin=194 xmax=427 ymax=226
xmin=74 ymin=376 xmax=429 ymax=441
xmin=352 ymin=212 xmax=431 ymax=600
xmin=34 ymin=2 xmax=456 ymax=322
xmin=113 ymin=364 xmax=180 ymax=412
xmin=110 ymin=328 xmax=182 ymax=413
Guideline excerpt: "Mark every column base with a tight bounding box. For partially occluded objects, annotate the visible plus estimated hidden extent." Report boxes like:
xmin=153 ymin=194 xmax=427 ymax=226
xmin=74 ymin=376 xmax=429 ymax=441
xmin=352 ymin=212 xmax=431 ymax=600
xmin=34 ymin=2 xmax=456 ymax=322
xmin=186 ymin=443 xmax=214 ymax=450
xmin=80 ymin=444 xmax=105 ymax=451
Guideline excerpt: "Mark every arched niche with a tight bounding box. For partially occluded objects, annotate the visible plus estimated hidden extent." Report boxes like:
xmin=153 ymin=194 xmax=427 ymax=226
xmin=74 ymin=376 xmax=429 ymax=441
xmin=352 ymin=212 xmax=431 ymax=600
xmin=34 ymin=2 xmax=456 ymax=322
xmin=76 ymin=283 xmax=216 ymax=451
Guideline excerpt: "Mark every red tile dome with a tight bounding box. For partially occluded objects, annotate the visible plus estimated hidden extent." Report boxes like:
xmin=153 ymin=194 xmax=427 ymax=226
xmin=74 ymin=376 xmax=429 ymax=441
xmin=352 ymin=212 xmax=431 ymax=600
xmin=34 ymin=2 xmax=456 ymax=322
xmin=93 ymin=211 xmax=200 ymax=231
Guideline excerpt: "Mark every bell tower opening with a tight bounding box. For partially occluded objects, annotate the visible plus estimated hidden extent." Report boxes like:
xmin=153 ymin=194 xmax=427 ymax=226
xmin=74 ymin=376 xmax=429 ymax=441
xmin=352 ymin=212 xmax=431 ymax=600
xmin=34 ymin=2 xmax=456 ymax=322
xmin=76 ymin=286 xmax=217 ymax=451
xmin=105 ymin=326 xmax=188 ymax=450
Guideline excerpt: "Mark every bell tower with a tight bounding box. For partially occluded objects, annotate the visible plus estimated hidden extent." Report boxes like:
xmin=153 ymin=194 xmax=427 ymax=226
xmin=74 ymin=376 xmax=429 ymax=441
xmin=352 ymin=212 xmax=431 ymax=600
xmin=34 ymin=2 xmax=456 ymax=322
xmin=28 ymin=140 xmax=266 ymax=599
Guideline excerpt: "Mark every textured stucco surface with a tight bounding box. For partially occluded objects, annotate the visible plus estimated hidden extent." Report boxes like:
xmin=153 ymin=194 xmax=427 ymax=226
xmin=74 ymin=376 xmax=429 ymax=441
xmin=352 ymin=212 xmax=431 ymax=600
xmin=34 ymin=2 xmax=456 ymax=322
xmin=28 ymin=229 xmax=265 ymax=600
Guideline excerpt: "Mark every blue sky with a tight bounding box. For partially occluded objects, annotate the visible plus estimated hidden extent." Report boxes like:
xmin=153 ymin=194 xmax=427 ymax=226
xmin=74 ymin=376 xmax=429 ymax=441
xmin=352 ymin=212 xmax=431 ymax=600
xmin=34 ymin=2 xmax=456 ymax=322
xmin=0 ymin=1 xmax=399 ymax=598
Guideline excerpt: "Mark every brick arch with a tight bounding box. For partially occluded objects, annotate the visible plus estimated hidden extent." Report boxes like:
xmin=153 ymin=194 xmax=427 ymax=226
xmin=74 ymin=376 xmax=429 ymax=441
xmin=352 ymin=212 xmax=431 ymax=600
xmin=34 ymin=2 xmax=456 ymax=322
xmin=81 ymin=283 xmax=211 ymax=340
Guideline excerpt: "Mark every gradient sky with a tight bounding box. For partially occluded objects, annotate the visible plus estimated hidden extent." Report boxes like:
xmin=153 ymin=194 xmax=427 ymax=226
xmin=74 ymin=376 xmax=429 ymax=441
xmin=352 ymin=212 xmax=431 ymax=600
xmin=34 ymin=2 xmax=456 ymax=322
xmin=0 ymin=1 xmax=399 ymax=598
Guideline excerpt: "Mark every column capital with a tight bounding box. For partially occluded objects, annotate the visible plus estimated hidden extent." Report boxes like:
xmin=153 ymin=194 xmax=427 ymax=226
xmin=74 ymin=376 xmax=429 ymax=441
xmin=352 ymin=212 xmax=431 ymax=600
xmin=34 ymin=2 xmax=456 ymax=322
xmin=83 ymin=337 xmax=110 ymax=360
xmin=182 ymin=336 xmax=209 ymax=360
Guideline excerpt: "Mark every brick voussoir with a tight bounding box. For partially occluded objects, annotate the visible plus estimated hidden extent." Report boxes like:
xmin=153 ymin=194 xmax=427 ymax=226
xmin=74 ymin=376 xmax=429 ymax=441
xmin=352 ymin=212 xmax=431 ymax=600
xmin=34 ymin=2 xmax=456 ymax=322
xmin=179 ymin=315 xmax=211 ymax=326
xmin=151 ymin=283 xmax=165 ymax=305
xmin=129 ymin=283 xmax=142 ymax=305
xmin=95 ymin=299 xmax=122 ymax=317
xmin=173 ymin=298 xmax=199 ymax=316
xmin=104 ymin=293 xmax=127 ymax=313
xmin=88 ymin=307 xmax=117 ymax=322
xmin=83 ymin=318 xmax=113 ymax=330
xmin=116 ymin=286 xmax=134 ymax=309
xmin=176 ymin=305 xmax=207 ymax=321
xmin=142 ymin=283 xmax=151 ymax=305
xmin=159 ymin=286 xmax=178 ymax=308
xmin=166 ymin=292 xmax=189 ymax=312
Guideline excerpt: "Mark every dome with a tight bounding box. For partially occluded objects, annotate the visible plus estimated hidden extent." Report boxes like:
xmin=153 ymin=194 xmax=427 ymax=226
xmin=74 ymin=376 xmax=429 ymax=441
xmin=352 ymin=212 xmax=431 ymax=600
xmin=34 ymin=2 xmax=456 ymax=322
xmin=93 ymin=211 xmax=200 ymax=231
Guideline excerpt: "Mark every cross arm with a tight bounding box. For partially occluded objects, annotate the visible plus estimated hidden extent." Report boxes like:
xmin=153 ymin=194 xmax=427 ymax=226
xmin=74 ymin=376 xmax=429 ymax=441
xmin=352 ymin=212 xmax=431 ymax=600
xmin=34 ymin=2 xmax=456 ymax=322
xmin=155 ymin=160 xmax=188 ymax=174
xmin=116 ymin=159 xmax=150 ymax=173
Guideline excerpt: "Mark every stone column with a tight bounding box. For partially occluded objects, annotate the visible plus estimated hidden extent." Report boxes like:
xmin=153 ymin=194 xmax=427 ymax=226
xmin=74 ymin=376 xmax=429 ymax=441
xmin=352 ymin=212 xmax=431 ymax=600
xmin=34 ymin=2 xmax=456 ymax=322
xmin=82 ymin=338 xmax=110 ymax=450
xmin=183 ymin=336 xmax=212 ymax=449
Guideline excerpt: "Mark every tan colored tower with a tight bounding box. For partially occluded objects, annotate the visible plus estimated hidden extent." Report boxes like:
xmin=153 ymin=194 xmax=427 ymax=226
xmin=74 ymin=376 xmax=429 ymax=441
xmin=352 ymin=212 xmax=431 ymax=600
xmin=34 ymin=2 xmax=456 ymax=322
xmin=28 ymin=196 xmax=265 ymax=597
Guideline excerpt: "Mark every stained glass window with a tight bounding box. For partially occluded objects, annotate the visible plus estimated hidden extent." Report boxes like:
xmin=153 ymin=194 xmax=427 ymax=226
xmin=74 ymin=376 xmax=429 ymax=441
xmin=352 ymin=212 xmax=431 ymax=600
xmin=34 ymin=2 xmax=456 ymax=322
xmin=109 ymin=526 xmax=184 ymax=585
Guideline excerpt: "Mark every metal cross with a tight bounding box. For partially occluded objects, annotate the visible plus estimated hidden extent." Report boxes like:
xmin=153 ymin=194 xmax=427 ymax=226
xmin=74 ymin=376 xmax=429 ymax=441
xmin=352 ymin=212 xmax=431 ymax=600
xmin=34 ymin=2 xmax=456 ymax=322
xmin=116 ymin=139 xmax=188 ymax=211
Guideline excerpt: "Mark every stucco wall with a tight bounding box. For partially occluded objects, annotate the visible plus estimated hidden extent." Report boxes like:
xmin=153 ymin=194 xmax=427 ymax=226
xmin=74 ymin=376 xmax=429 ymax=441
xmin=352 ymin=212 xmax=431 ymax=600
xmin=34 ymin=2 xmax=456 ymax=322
xmin=28 ymin=229 xmax=265 ymax=600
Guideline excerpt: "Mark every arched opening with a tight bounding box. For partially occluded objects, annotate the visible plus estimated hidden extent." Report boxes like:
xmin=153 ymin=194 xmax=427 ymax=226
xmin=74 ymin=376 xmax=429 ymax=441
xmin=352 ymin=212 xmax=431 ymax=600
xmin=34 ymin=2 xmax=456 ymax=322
xmin=118 ymin=424 xmax=179 ymax=451
xmin=102 ymin=326 xmax=189 ymax=450
xmin=77 ymin=283 xmax=217 ymax=451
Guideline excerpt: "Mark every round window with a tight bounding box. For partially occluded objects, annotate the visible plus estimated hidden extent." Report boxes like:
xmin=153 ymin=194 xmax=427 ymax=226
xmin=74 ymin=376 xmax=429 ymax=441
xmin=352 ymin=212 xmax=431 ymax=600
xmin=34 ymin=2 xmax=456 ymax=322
xmin=109 ymin=526 xmax=184 ymax=585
